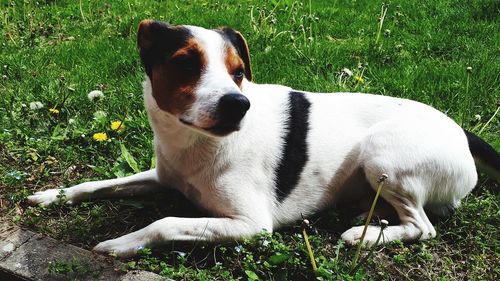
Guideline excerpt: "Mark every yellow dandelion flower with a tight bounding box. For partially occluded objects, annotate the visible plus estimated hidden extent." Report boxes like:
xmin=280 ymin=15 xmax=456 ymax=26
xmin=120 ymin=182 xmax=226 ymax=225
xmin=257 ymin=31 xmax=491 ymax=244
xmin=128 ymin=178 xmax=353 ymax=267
xmin=49 ymin=108 xmax=60 ymax=114
xmin=111 ymin=121 xmax=125 ymax=132
xmin=354 ymin=75 xmax=364 ymax=84
xmin=93 ymin=132 xmax=107 ymax=142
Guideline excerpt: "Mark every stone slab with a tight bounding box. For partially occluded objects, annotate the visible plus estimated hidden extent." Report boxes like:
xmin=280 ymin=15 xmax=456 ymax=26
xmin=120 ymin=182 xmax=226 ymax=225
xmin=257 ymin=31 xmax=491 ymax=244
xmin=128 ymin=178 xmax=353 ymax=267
xmin=120 ymin=270 xmax=169 ymax=281
xmin=0 ymin=233 xmax=123 ymax=281
xmin=0 ymin=221 xmax=170 ymax=281
xmin=0 ymin=229 xmax=35 ymax=260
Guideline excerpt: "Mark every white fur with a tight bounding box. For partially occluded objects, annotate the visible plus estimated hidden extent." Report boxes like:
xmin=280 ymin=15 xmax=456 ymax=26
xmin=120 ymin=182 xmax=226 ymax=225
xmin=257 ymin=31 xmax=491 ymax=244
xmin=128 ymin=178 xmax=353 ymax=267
xmin=27 ymin=26 xmax=479 ymax=258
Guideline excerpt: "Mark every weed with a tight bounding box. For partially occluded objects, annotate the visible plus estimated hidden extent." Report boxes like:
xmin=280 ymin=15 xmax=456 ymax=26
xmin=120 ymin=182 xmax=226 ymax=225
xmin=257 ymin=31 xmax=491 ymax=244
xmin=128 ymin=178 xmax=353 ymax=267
xmin=375 ymin=3 xmax=389 ymax=46
xmin=351 ymin=174 xmax=388 ymax=270
xmin=48 ymin=258 xmax=100 ymax=280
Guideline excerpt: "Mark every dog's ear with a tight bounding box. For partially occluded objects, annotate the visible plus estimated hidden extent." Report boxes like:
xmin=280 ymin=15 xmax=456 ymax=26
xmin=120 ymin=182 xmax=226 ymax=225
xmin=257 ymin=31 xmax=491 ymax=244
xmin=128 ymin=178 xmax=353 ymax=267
xmin=219 ymin=27 xmax=252 ymax=82
xmin=137 ymin=19 xmax=163 ymax=50
xmin=137 ymin=20 xmax=191 ymax=77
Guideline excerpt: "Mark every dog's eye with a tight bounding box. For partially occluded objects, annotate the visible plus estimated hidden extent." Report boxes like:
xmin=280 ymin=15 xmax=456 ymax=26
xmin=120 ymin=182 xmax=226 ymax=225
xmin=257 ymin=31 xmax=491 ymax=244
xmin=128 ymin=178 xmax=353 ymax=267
xmin=234 ymin=69 xmax=244 ymax=80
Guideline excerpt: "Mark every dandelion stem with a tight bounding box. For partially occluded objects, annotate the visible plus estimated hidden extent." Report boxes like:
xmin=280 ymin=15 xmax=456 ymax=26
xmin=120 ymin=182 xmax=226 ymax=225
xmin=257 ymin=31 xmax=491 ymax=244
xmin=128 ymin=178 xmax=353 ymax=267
xmin=463 ymin=70 xmax=471 ymax=127
xmin=351 ymin=174 xmax=388 ymax=271
xmin=375 ymin=4 xmax=388 ymax=45
xmin=466 ymin=70 xmax=470 ymax=97
xmin=302 ymin=220 xmax=317 ymax=271
xmin=58 ymin=88 xmax=72 ymax=109
xmin=115 ymin=108 xmax=129 ymax=135
xmin=79 ymin=0 xmax=87 ymax=23
xmin=351 ymin=219 xmax=386 ymax=274
xmin=353 ymin=67 xmax=366 ymax=91
xmin=478 ymin=106 xmax=499 ymax=135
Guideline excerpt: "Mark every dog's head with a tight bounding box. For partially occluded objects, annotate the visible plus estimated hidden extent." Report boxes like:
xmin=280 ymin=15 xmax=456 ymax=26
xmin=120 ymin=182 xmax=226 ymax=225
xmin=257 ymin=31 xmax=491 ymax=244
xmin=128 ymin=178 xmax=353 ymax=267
xmin=138 ymin=20 xmax=252 ymax=137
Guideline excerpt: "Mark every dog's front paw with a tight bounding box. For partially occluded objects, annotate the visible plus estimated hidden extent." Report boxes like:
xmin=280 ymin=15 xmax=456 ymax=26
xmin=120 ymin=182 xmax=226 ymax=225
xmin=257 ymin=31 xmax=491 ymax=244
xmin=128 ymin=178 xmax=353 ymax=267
xmin=93 ymin=236 xmax=145 ymax=258
xmin=26 ymin=189 xmax=68 ymax=206
xmin=341 ymin=225 xmax=383 ymax=247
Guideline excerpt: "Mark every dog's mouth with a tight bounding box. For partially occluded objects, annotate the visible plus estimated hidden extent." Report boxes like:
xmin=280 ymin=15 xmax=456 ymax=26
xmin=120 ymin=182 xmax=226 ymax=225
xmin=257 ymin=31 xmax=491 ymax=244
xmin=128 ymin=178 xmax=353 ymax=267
xmin=179 ymin=119 xmax=241 ymax=137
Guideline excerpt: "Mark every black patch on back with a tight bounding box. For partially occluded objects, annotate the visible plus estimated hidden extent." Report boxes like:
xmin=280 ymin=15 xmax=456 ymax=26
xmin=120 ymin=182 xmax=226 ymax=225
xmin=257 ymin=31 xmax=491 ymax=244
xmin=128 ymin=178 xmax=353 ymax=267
xmin=275 ymin=91 xmax=312 ymax=202
xmin=138 ymin=21 xmax=192 ymax=78
xmin=463 ymin=129 xmax=500 ymax=171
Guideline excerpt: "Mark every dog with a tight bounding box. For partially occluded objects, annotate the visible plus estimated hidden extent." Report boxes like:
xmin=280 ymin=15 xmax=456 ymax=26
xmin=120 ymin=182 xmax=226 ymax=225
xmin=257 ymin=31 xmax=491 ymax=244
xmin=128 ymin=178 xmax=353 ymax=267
xmin=27 ymin=20 xmax=500 ymax=258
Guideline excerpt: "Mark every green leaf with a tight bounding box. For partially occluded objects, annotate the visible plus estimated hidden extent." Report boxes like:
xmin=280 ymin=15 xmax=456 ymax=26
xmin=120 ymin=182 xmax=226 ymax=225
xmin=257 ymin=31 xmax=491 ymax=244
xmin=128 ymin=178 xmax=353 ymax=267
xmin=127 ymin=261 xmax=136 ymax=269
xmin=87 ymin=165 xmax=109 ymax=176
xmin=50 ymin=124 xmax=66 ymax=141
xmin=268 ymin=253 xmax=290 ymax=265
xmin=245 ymin=270 xmax=259 ymax=281
xmin=120 ymin=143 xmax=140 ymax=173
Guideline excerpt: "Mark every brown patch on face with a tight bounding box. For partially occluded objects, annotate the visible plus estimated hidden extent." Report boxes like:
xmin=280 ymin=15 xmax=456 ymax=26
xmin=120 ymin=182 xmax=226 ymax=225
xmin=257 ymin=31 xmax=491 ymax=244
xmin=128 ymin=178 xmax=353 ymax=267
xmin=224 ymin=46 xmax=245 ymax=88
xmin=151 ymin=39 xmax=207 ymax=115
xmin=217 ymin=27 xmax=252 ymax=81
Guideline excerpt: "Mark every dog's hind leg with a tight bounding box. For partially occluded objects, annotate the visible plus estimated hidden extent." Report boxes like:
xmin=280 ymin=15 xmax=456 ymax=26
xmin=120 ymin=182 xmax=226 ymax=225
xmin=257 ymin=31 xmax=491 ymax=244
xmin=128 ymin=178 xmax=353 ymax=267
xmin=340 ymin=120 xmax=450 ymax=246
xmin=341 ymin=187 xmax=436 ymax=246
xmin=27 ymin=169 xmax=163 ymax=206
xmin=339 ymin=116 xmax=478 ymax=246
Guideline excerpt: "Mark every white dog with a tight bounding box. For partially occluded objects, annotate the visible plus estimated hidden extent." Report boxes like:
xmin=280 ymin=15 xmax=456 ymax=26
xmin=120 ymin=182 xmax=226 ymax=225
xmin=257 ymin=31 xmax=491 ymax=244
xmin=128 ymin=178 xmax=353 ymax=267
xmin=27 ymin=21 xmax=499 ymax=258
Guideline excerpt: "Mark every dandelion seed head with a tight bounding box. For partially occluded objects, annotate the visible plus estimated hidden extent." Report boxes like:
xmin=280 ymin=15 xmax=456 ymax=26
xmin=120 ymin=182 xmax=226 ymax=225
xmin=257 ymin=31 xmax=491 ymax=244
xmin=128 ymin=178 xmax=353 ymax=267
xmin=88 ymin=90 xmax=104 ymax=101
xmin=93 ymin=110 xmax=107 ymax=119
xmin=381 ymin=219 xmax=389 ymax=228
xmin=341 ymin=68 xmax=353 ymax=77
xmin=29 ymin=101 xmax=44 ymax=110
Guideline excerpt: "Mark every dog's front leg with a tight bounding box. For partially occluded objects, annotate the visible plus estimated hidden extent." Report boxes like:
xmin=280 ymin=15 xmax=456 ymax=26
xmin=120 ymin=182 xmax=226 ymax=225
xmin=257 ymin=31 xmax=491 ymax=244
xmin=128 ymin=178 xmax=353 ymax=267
xmin=27 ymin=169 xmax=163 ymax=206
xmin=93 ymin=216 xmax=272 ymax=258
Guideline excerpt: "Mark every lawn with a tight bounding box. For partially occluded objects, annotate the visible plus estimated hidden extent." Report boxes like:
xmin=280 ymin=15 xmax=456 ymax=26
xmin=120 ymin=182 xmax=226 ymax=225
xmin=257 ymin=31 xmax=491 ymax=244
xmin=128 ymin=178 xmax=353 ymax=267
xmin=1 ymin=0 xmax=499 ymax=280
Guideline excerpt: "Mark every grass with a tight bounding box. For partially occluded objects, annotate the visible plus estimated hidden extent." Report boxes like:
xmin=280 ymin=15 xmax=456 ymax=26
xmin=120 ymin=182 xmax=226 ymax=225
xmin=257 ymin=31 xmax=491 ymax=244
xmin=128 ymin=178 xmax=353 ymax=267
xmin=1 ymin=0 xmax=499 ymax=280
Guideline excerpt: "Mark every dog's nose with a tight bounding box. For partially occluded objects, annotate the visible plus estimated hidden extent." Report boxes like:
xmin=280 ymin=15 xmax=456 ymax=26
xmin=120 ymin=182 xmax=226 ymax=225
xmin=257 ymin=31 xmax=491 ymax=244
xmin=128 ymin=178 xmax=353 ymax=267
xmin=217 ymin=93 xmax=250 ymax=121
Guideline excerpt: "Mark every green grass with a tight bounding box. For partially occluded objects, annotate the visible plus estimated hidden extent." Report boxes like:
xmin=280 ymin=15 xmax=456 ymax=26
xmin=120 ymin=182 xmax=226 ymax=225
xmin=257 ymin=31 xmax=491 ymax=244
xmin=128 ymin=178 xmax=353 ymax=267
xmin=1 ymin=0 xmax=499 ymax=280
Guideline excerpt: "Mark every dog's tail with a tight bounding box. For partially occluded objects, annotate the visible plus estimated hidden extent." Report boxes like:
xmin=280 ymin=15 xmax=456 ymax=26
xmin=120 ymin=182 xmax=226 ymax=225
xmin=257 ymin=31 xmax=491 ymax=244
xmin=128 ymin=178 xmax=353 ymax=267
xmin=463 ymin=129 xmax=500 ymax=182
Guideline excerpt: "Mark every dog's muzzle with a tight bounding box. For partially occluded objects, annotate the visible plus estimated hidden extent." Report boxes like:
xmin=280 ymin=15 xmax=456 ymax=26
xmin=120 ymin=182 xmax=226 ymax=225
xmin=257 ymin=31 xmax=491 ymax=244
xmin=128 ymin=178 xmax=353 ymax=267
xmin=209 ymin=93 xmax=250 ymax=135
xmin=179 ymin=93 xmax=250 ymax=136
